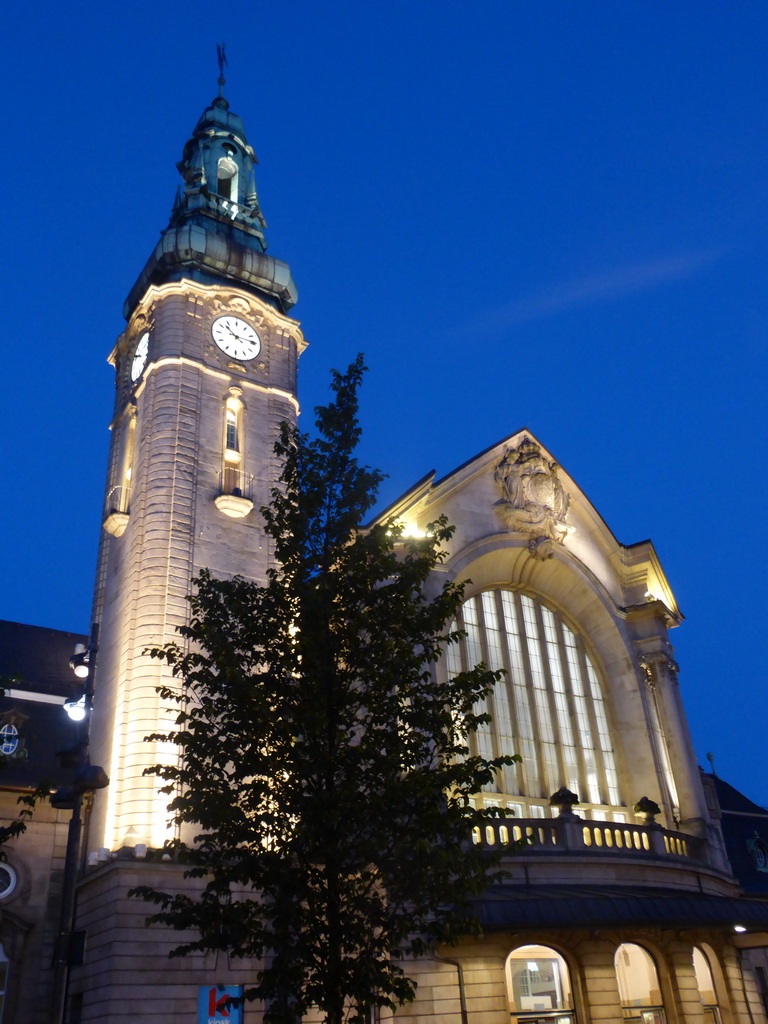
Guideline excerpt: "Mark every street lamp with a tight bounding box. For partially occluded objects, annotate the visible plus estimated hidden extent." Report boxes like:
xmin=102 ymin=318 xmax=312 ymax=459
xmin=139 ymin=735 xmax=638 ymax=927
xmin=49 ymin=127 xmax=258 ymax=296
xmin=62 ymin=695 xmax=86 ymax=722
xmin=50 ymin=623 xmax=109 ymax=1024
xmin=68 ymin=645 xmax=89 ymax=680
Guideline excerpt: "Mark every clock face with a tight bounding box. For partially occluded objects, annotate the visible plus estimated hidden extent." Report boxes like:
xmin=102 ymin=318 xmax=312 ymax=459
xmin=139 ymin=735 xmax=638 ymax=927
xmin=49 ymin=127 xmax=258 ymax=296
xmin=130 ymin=332 xmax=150 ymax=382
xmin=211 ymin=315 xmax=261 ymax=361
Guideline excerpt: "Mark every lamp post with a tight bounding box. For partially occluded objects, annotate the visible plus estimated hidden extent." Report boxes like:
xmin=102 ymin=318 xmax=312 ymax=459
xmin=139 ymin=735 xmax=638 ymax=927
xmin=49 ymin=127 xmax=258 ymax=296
xmin=50 ymin=623 xmax=109 ymax=1024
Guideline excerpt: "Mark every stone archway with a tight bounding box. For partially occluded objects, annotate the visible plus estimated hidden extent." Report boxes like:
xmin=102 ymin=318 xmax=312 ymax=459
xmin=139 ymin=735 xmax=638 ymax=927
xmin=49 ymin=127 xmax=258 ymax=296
xmin=615 ymin=942 xmax=666 ymax=1023
xmin=506 ymin=943 xmax=575 ymax=1024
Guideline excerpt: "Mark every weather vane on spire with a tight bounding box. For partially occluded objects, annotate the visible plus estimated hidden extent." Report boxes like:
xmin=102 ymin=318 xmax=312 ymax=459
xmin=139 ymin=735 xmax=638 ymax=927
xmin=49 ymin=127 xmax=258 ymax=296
xmin=217 ymin=42 xmax=228 ymax=95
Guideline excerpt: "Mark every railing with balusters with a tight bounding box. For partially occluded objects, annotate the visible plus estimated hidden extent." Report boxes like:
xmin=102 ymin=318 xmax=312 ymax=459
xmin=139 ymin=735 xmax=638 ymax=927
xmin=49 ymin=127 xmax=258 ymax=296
xmin=219 ymin=466 xmax=254 ymax=501
xmin=104 ymin=484 xmax=131 ymax=517
xmin=473 ymin=816 xmax=703 ymax=863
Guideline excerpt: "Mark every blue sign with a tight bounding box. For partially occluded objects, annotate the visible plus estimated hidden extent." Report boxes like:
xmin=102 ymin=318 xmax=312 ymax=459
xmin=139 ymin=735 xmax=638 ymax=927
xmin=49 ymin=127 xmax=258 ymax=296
xmin=198 ymin=985 xmax=243 ymax=1023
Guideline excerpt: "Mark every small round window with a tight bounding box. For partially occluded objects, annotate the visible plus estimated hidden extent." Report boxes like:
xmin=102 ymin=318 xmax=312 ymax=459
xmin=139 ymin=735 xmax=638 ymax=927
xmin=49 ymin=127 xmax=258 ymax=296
xmin=0 ymin=725 xmax=18 ymax=756
xmin=0 ymin=863 xmax=17 ymax=900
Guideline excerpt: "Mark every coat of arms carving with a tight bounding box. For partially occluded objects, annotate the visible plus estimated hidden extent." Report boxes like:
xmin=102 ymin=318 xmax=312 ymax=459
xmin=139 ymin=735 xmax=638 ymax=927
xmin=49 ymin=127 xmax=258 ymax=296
xmin=494 ymin=437 xmax=571 ymax=555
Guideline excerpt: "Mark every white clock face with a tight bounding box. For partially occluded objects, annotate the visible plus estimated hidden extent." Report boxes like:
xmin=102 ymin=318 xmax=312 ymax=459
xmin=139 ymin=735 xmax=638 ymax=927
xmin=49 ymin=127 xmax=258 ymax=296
xmin=130 ymin=332 xmax=150 ymax=382
xmin=211 ymin=315 xmax=261 ymax=361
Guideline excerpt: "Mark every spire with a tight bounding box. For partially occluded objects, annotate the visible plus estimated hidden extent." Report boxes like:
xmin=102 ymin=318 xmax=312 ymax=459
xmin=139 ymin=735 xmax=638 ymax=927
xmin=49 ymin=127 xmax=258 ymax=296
xmin=170 ymin=50 xmax=266 ymax=249
xmin=123 ymin=68 xmax=298 ymax=318
xmin=216 ymin=42 xmax=228 ymax=103
xmin=213 ymin=42 xmax=230 ymax=114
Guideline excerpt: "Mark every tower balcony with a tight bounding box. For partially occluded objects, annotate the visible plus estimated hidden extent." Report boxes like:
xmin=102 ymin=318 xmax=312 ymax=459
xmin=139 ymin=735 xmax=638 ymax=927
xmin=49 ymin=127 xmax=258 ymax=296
xmin=215 ymin=467 xmax=254 ymax=519
xmin=102 ymin=485 xmax=131 ymax=537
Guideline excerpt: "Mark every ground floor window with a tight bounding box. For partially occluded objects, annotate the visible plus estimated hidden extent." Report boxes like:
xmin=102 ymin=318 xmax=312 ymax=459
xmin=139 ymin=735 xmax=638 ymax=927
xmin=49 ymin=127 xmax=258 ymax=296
xmin=506 ymin=944 xmax=575 ymax=1024
xmin=693 ymin=946 xmax=719 ymax=1024
xmin=615 ymin=943 xmax=665 ymax=1024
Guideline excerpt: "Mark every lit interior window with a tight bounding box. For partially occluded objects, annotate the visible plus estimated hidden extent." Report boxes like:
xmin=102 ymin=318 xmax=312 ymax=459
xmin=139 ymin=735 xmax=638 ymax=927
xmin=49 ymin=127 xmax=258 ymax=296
xmin=693 ymin=946 xmax=718 ymax=1022
xmin=615 ymin=944 xmax=664 ymax=1022
xmin=450 ymin=588 xmax=623 ymax=816
xmin=226 ymin=407 xmax=238 ymax=452
xmin=223 ymin=396 xmax=242 ymax=466
xmin=506 ymin=944 xmax=574 ymax=1021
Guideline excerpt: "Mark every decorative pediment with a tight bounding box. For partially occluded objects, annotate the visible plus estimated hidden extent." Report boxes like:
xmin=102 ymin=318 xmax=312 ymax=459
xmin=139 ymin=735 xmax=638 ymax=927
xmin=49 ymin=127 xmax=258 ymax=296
xmin=493 ymin=436 xmax=571 ymax=555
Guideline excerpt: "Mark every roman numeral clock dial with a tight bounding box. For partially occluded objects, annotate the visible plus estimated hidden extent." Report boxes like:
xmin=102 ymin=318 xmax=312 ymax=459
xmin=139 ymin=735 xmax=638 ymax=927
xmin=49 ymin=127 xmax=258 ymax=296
xmin=211 ymin=315 xmax=262 ymax=361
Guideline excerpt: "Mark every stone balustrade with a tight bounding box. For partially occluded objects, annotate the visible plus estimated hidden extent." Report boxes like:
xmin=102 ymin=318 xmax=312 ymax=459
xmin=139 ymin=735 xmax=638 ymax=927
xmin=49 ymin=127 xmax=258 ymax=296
xmin=473 ymin=815 xmax=704 ymax=863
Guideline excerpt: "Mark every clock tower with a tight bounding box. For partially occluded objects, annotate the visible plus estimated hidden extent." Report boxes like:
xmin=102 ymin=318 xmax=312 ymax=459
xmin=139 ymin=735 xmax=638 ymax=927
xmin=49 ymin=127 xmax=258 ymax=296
xmin=88 ymin=74 xmax=306 ymax=856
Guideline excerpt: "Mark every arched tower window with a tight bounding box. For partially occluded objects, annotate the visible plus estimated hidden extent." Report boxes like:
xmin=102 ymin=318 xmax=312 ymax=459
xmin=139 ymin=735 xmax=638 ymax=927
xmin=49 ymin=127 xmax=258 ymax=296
xmin=103 ymin=407 xmax=136 ymax=536
xmin=614 ymin=943 xmax=665 ymax=1024
xmin=506 ymin=944 xmax=574 ymax=1024
xmin=223 ymin=392 xmax=243 ymax=467
xmin=447 ymin=588 xmax=622 ymax=818
xmin=225 ymin=405 xmax=240 ymax=460
xmin=119 ymin=410 xmax=137 ymax=509
xmin=217 ymin=155 xmax=239 ymax=202
xmin=216 ymin=388 xmax=254 ymax=515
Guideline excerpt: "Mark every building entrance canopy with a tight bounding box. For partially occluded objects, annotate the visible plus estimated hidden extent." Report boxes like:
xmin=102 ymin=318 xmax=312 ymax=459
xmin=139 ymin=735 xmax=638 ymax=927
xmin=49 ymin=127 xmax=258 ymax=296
xmin=476 ymin=884 xmax=768 ymax=933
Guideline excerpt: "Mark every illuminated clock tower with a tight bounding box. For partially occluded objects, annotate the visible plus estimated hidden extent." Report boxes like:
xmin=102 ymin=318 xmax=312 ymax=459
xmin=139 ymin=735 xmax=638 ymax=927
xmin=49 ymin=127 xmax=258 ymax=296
xmin=88 ymin=72 xmax=305 ymax=856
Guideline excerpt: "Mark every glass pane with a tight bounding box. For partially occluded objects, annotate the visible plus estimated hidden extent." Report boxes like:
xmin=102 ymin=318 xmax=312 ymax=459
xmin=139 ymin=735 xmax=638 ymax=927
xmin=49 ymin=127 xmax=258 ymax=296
xmin=615 ymin=943 xmax=663 ymax=1010
xmin=456 ymin=588 xmax=624 ymax=813
xmin=464 ymin=599 xmax=494 ymax=764
xmin=693 ymin=947 xmax=717 ymax=1006
xmin=507 ymin=944 xmax=573 ymax=1016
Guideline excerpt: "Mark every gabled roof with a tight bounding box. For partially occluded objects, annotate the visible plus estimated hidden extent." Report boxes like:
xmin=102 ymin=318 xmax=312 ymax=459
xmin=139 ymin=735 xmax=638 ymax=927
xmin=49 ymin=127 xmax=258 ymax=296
xmin=367 ymin=429 xmax=680 ymax=619
xmin=369 ymin=427 xmax=620 ymax=544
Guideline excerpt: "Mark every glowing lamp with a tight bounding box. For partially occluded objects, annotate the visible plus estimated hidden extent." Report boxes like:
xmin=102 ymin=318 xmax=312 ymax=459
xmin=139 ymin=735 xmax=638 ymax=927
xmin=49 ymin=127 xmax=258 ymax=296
xmin=63 ymin=695 xmax=87 ymax=722
xmin=69 ymin=644 xmax=90 ymax=679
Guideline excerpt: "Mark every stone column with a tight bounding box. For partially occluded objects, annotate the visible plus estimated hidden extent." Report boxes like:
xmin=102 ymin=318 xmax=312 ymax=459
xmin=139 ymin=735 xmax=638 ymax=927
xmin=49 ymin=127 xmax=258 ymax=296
xmin=636 ymin=639 xmax=710 ymax=834
xmin=667 ymin=940 xmax=706 ymax=1024
xmin=574 ymin=939 xmax=624 ymax=1024
xmin=721 ymin=946 xmax=767 ymax=1024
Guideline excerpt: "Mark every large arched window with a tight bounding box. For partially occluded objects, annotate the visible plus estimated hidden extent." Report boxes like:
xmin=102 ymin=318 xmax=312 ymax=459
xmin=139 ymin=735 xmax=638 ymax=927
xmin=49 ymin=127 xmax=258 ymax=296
xmin=614 ymin=943 xmax=665 ymax=1024
xmin=506 ymin=944 xmax=575 ymax=1024
xmin=447 ymin=589 xmax=623 ymax=818
xmin=693 ymin=947 xmax=719 ymax=1024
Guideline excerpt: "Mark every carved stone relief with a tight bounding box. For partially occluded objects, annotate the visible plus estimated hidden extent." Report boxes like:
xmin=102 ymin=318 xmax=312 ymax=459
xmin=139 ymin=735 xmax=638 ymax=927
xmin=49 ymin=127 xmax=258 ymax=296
xmin=638 ymin=649 xmax=680 ymax=691
xmin=494 ymin=437 xmax=571 ymax=555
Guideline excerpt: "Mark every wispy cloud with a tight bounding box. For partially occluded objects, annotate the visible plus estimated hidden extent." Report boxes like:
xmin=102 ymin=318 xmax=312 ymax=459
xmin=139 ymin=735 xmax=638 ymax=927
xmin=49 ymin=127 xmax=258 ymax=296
xmin=454 ymin=249 xmax=723 ymax=334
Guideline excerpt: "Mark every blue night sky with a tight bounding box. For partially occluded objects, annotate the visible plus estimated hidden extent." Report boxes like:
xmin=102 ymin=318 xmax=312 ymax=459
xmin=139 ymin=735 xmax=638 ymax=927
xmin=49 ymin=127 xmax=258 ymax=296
xmin=1 ymin=3 xmax=766 ymax=800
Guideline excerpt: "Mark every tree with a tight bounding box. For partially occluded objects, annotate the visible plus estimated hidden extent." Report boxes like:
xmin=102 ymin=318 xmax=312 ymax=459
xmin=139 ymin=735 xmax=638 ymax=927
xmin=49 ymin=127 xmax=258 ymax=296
xmin=132 ymin=357 xmax=517 ymax=1023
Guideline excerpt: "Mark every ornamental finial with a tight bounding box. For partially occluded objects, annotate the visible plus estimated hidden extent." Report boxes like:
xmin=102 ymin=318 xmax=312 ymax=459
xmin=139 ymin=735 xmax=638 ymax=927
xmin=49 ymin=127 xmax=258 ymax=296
xmin=216 ymin=42 xmax=228 ymax=96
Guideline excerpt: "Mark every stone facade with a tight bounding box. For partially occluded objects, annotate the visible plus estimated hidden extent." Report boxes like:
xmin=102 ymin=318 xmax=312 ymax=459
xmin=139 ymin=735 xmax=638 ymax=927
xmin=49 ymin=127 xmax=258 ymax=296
xmin=4 ymin=83 xmax=768 ymax=1024
xmin=89 ymin=279 xmax=304 ymax=855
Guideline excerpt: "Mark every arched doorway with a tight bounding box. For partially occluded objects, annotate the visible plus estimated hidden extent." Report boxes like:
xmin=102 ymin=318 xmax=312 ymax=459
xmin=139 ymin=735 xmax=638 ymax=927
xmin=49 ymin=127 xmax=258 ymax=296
xmin=693 ymin=946 xmax=719 ymax=1024
xmin=614 ymin=943 xmax=665 ymax=1024
xmin=506 ymin=944 xmax=575 ymax=1024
